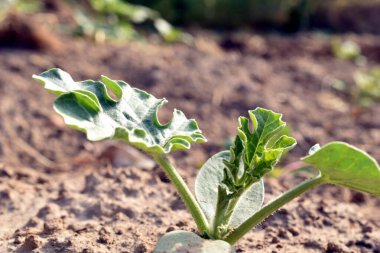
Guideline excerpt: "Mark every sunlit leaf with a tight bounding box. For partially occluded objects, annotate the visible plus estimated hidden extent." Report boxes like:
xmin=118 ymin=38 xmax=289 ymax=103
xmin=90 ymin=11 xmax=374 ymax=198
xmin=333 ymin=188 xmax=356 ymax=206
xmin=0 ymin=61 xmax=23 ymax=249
xmin=302 ymin=142 xmax=380 ymax=197
xmin=33 ymin=68 xmax=206 ymax=154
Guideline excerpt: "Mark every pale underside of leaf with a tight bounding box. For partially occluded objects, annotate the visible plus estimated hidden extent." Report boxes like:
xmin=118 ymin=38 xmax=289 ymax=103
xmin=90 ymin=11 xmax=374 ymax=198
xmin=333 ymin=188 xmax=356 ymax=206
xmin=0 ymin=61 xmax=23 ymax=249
xmin=33 ymin=68 xmax=206 ymax=154
xmin=302 ymin=141 xmax=380 ymax=197
xmin=153 ymin=230 xmax=236 ymax=253
xmin=195 ymin=151 xmax=264 ymax=230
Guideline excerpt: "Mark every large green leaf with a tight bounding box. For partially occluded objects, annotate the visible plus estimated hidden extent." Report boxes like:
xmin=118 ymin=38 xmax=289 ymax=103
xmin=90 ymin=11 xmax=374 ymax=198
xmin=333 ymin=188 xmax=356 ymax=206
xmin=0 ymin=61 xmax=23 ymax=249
xmin=153 ymin=230 xmax=235 ymax=253
xmin=195 ymin=151 xmax=264 ymax=232
xmin=302 ymin=142 xmax=380 ymax=197
xmin=33 ymin=68 xmax=206 ymax=154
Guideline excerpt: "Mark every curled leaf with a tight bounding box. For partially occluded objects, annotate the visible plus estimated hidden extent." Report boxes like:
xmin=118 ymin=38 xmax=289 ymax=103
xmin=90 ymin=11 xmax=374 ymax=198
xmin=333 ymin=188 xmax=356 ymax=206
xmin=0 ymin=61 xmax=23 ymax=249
xmin=33 ymin=68 xmax=206 ymax=154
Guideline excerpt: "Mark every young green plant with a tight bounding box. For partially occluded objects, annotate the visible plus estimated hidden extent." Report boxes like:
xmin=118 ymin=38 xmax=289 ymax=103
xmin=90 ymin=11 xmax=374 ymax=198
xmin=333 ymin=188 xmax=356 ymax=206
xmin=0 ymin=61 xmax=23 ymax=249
xmin=33 ymin=69 xmax=380 ymax=253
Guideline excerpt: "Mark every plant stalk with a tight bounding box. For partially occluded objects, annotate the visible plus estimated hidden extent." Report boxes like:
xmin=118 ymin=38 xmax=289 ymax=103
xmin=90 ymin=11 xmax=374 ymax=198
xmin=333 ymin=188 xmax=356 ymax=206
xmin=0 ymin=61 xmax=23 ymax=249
xmin=212 ymin=187 xmax=243 ymax=238
xmin=153 ymin=154 xmax=209 ymax=235
xmin=224 ymin=173 xmax=325 ymax=244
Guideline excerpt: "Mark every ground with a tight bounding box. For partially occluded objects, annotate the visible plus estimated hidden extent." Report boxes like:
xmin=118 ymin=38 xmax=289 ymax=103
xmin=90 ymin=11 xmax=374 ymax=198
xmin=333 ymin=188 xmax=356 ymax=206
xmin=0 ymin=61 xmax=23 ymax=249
xmin=0 ymin=31 xmax=379 ymax=253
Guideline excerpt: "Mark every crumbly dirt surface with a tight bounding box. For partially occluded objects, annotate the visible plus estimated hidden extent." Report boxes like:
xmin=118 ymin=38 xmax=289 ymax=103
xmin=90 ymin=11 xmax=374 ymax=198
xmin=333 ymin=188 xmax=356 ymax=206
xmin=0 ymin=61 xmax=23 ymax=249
xmin=0 ymin=30 xmax=380 ymax=253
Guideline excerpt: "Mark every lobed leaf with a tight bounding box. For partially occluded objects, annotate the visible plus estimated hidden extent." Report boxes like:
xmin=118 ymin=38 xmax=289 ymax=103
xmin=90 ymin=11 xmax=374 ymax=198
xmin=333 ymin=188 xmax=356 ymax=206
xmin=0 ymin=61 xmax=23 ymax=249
xmin=153 ymin=230 xmax=236 ymax=253
xmin=302 ymin=142 xmax=380 ymax=197
xmin=33 ymin=68 xmax=206 ymax=154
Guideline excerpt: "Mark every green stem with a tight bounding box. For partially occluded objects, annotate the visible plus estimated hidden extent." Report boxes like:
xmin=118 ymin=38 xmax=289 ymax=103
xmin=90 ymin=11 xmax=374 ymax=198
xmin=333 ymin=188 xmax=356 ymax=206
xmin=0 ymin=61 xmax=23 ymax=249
xmin=224 ymin=174 xmax=325 ymax=244
xmin=153 ymin=154 xmax=209 ymax=235
xmin=212 ymin=187 xmax=243 ymax=238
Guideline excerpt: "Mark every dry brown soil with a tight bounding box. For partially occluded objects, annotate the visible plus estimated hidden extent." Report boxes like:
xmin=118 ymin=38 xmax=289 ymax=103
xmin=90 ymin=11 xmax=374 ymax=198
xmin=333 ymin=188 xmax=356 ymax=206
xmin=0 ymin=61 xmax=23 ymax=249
xmin=0 ymin=31 xmax=380 ymax=253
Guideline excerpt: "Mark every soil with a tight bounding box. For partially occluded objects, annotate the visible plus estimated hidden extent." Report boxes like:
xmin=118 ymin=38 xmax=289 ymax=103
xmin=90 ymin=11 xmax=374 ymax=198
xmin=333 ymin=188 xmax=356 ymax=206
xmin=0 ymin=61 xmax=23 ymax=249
xmin=0 ymin=18 xmax=380 ymax=252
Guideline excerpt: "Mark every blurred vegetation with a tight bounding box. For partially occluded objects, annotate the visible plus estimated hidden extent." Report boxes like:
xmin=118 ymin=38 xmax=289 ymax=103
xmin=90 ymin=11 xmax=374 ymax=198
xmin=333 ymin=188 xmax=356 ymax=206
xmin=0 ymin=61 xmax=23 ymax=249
xmin=0 ymin=0 xmax=188 ymax=43
xmin=126 ymin=0 xmax=304 ymax=28
xmin=332 ymin=39 xmax=361 ymax=62
xmin=71 ymin=0 xmax=187 ymax=42
xmin=124 ymin=0 xmax=380 ymax=30
xmin=2 ymin=0 xmax=380 ymax=46
xmin=0 ymin=0 xmax=41 ymax=20
xmin=331 ymin=39 xmax=367 ymax=66
xmin=354 ymin=68 xmax=380 ymax=106
xmin=330 ymin=39 xmax=380 ymax=107
xmin=2 ymin=0 xmax=380 ymax=45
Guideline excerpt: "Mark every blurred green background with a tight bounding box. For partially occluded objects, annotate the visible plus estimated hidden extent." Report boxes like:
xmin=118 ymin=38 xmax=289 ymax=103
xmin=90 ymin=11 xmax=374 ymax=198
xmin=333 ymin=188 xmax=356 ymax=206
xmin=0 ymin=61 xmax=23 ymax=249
xmin=2 ymin=0 xmax=380 ymax=48
xmin=124 ymin=0 xmax=380 ymax=31
xmin=2 ymin=0 xmax=380 ymax=44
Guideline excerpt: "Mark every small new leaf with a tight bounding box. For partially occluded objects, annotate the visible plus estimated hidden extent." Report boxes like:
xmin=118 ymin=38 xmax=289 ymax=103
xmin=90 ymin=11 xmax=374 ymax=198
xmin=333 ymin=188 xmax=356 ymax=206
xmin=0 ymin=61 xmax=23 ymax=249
xmin=226 ymin=108 xmax=297 ymax=187
xmin=213 ymin=108 xmax=296 ymax=236
xmin=196 ymin=108 xmax=295 ymax=238
xmin=33 ymin=68 xmax=206 ymax=154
